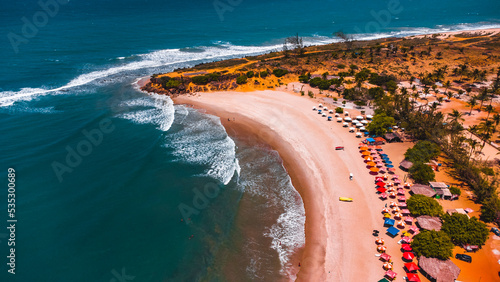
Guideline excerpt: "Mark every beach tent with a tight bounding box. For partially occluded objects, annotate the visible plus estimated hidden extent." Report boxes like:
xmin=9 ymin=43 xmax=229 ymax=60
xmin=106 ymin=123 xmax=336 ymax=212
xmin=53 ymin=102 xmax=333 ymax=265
xmin=366 ymin=137 xmax=376 ymax=144
xmin=386 ymin=226 xmax=400 ymax=236
xmin=407 ymin=273 xmax=420 ymax=282
xmin=384 ymin=218 xmax=395 ymax=226
xmin=403 ymin=252 xmax=415 ymax=260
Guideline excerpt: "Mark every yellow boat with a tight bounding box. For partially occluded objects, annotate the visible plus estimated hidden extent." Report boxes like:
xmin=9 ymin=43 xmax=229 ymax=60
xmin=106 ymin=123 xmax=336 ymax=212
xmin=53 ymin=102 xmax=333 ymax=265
xmin=339 ymin=197 xmax=353 ymax=202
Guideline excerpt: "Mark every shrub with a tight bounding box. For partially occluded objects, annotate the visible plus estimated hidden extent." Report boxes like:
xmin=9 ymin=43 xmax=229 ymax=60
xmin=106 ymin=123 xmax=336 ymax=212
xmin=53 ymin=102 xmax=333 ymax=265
xmin=308 ymin=91 xmax=314 ymax=98
xmin=300 ymin=91 xmax=304 ymax=96
xmin=411 ymin=230 xmax=454 ymax=260
xmin=449 ymin=186 xmax=461 ymax=196
xmin=333 ymin=97 xmax=338 ymax=101
xmin=407 ymin=194 xmax=443 ymax=217
xmin=481 ymin=167 xmax=495 ymax=176
xmin=273 ymin=69 xmax=289 ymax=77
xmin=337 ymin=63 xmax=346 ymax=69
xmin=236 ymin=75 xmax=248 ymax=84
xmin=164 ymin=79 xmax=180 ymax=88
xmin=192 ymin=75 xmax=209 ymax=85
xmin=335 ymin=107 xmax=343 ymax=114
xmin=246 ymin=71 xmax=254 ymax=78
xmin=441 ymin=213 xmax=489 ymax=246
xmin=259 ymin=70 xmax=269 ymax=78
xmin=299 ymin=73 xmax=310 ymax=83
xmin=409 ymin=162 xmax=435 ymax=184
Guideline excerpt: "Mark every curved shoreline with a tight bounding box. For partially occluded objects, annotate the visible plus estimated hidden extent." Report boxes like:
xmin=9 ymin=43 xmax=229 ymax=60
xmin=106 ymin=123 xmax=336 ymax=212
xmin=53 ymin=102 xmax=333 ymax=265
xmin=173 ymin=90 xmax=383 ymax=281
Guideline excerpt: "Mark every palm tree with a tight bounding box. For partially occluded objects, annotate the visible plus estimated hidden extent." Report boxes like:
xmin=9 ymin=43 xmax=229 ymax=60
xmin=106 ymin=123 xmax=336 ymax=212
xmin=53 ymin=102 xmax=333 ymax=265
xmin=444 ymin=80 xmax=451 ymax=93
xmin=478 ymin=119 xmax=495 ymax=148
xmin=485 ymin=104 xmax=495 ymax=120
xmin=465 ymin=138 xmax=479 ymax=162
xmin=467 ymin=96 xmax=477 ymax=115
xmin=447 ymin=109 xmax=464 ymax=124
xmin=478 ymin=88 xmax=489 ymax=111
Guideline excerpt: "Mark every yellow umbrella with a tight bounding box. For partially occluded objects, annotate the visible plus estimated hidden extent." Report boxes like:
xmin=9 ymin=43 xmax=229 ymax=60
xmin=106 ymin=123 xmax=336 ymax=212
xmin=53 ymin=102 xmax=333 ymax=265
xmin=383 ymin=213 xmax=391 ymax=218
xmin=367 ymin=162 xmax=376 ymax=167
xmin=370 ymin=167 xmax=379 ymax=172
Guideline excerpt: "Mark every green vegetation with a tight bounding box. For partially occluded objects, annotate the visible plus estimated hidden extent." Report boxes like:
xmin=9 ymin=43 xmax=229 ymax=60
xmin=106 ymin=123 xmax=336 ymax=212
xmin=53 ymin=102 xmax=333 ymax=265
xmin=337 ymin=63 xmax=346 ymax=69
xmin=407 ymin=194 xmax=443 ymax=217
xmin=259 ymin=70 xmax=269 ymax=78
xmin=299 ymin=73 xmax=310 ymax=83
xmin=236 ymin=75 xmax=248 ymax=84
xmin=191 ymin=72 xmax=221 ymax=85
xmin=411 ymin=230 xmax=454 ymax=260
xmin=335 ymin=107 xmax=343 ymax=114
xmin=246 ymin=71 xmax=254 ymax=78
xmin=404 ymin=140 xmax=441 ymax=163
xmin=409 ymin=162 xmax=435 ymax=184
xmin=449 ymin=186 xmax=461 ymax=196
xmin=308 ymin=91 xmax=314 ymax=98
xmin=366 ymin=113 xmax=395 ymax=136
xmin=273 ymin=69 xmax=289 ymax=77
xmin=441 ymin=213 xmax=489 ymax=246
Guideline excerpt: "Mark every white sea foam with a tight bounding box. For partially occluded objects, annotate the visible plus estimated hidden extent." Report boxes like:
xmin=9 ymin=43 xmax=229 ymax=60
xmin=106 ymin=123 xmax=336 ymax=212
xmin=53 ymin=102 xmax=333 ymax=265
xmin=164 ymin=110 xmax=239 ymax=185
xmin=2 ymin=22 xmax=499 ymax=108
xmin=117 ymin=93 xmax=175 ymax=132
xmin=238 ymin=149 xmax=306 ymax=277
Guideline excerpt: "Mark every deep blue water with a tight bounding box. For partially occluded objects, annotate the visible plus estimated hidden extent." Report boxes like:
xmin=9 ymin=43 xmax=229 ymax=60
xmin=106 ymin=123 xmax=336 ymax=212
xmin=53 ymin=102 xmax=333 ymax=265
xmin=0 ymin=0 xmax=499 ymax=281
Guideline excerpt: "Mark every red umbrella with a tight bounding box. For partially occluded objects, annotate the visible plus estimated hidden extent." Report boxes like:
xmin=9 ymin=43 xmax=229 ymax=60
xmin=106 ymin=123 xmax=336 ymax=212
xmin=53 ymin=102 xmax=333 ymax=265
xmin=377 ymin=187 xmax=387 ymax=193
xmin=375 ymin=177 xmax=384 ymax=182
xmin=385 ymin=270 xmax=397 ymax=279
xmin=407 ymin=273 xmax=421 ymax=282
xmin=380 ymin=253 xmax=391 ymax=261
xmin=403 ymin=252 xmax=415 ymax=260
xmin=401 ymin=244 xmax=413 ymax=251
xmin=388 ymin=168 xmax=396 ymax=172
xmin=377 ymin=182 xmax=386 ymax=187
xmin=404 ymin=262 xmax=420 ymax=272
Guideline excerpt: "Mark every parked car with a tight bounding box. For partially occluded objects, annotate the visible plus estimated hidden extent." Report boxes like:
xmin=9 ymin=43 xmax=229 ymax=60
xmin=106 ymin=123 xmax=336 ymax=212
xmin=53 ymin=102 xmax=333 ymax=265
xmin=455 ymin=254 xmax=472 ymax=263
xmin=491 ymin=227 xmax=500 ymax=236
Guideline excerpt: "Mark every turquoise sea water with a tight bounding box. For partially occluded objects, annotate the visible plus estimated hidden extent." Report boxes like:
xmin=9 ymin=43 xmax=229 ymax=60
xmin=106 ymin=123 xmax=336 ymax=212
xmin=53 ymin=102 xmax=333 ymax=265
xmin=1 ymin=0 xmax=500 ymax=281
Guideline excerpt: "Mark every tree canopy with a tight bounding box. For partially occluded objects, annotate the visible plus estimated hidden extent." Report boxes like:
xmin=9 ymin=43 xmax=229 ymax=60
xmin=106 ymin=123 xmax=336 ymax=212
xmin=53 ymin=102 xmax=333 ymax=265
xmin=409 ymin=162 xmax=435 ymax=184
xmin=407 ymin=194 xmax=443 ymax=217
xmin=411 ymin=230 xmax=454 ymax=260
xmin=366 ymin=113 xmax=395 ymax=136
xmin=441 ymin=213 xmax=489 ymax=246
xmin=404 ymin=140 xmax=441 ymax=163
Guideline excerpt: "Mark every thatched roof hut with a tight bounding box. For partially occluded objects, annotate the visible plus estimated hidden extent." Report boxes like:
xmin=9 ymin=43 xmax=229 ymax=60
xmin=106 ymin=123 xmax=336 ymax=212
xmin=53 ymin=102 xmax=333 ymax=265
xmin=418 ymin=256 xmax=460 ymax=282
xmin=410 ymin=184 xmax=436 ymax=197
xmin=399 ymin=159 xmax=413 ymax=171
xmin=416 ymin=216 xmax=442 ymax=231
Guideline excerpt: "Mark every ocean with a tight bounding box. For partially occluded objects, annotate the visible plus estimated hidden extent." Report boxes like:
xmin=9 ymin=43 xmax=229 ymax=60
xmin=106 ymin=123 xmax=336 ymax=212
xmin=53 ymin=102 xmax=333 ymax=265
xmin=0 ymin=0 xmax=499 ymax=280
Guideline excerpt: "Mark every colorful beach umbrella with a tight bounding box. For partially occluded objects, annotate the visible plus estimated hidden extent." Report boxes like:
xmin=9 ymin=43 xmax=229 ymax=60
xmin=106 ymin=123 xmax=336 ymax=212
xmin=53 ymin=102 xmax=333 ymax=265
xmin=398 ymin=202 xmax=407 ymax=207
xmin=398 ymin=196 xmax=407 ymax=201
xmin=362 ymin=151 xmax=370 ymax=155
xmin=383 ymin=213 xmax=391 ymax=218
xmin=401 ymin=236 xmax=412 ymax=243
xmin=360 ymin=146 xmax=369 ymax=151
xmin=370 ymin=167 xmax=380 ymax=172
xmin=383 ymin=262 xmax=392 ymax=270
xmin=382 ymin=207 xmax=391 ymax=213
xmin=409 ymin=225 xmax=419 ymax=233
xmin=397 ymin=189 xmax=405 ymax=195
xmin=389 ymin=201 xmax=398 ymax=207
xmin=367 ymin=161 xmax=376 ymax=167
xmin=379 ymin=192 xmax=388 ymax=199
xmin=380 ymin=253 xmax=391 ymax=261
xmin=394 ymin=212 xmax=403 ymax=219
xmin=377 ymin=187 xmax=387 ymax=193
xmin=403 ymin=252 xmax=415 ymax=260
xmin=377 ymin=245 xmax=387 ymax=253
xmin=404 ymin=262 xmax=419 ymax=272
xmin=407 ymin=273 xmax=420 ymax=282
xmin=377 ymin=182 xmax=385 ymax=187
xmin=375 ymin=177 xmax=384 ymax=182
xmin=385 ymin=270 xmax=397 ymax=279
xmin=404 ymin=216 xmax=414 ymax=223
xmin=401 ymin=244 xmax=413 ymax=252
xmin=386 ymin=164 xmax=394 ymax=168
xmin=375 ymin=237 xmax=385 ymax=245
xmin=364 ymin=156 xmax=372 ymax=160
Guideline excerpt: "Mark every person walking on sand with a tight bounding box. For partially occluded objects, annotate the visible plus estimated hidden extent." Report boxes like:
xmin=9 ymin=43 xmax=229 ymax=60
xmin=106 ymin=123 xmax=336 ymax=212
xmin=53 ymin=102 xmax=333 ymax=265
xmin=349 ymin=173 xmax=353 ymax=180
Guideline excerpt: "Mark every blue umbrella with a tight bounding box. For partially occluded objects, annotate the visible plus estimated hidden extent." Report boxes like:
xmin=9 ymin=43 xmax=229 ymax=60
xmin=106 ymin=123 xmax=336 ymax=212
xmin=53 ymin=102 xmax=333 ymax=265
xmin=386 ymin=164 xmax=394 ymax=168
xmin=385 ymin=161 xmax=393 ymax=164
xmin=387 ymin=226 xmax=400 ymax=237
xmin=380 ymin=154 xmax=388 ymax=157
xmin=384 ymin=218 xmax=395 ymax=226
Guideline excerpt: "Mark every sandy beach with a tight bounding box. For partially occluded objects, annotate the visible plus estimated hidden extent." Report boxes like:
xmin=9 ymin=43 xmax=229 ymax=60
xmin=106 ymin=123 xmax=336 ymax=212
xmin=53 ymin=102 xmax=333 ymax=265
xmin=174 ymin=90 xmax=388 ymax=281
